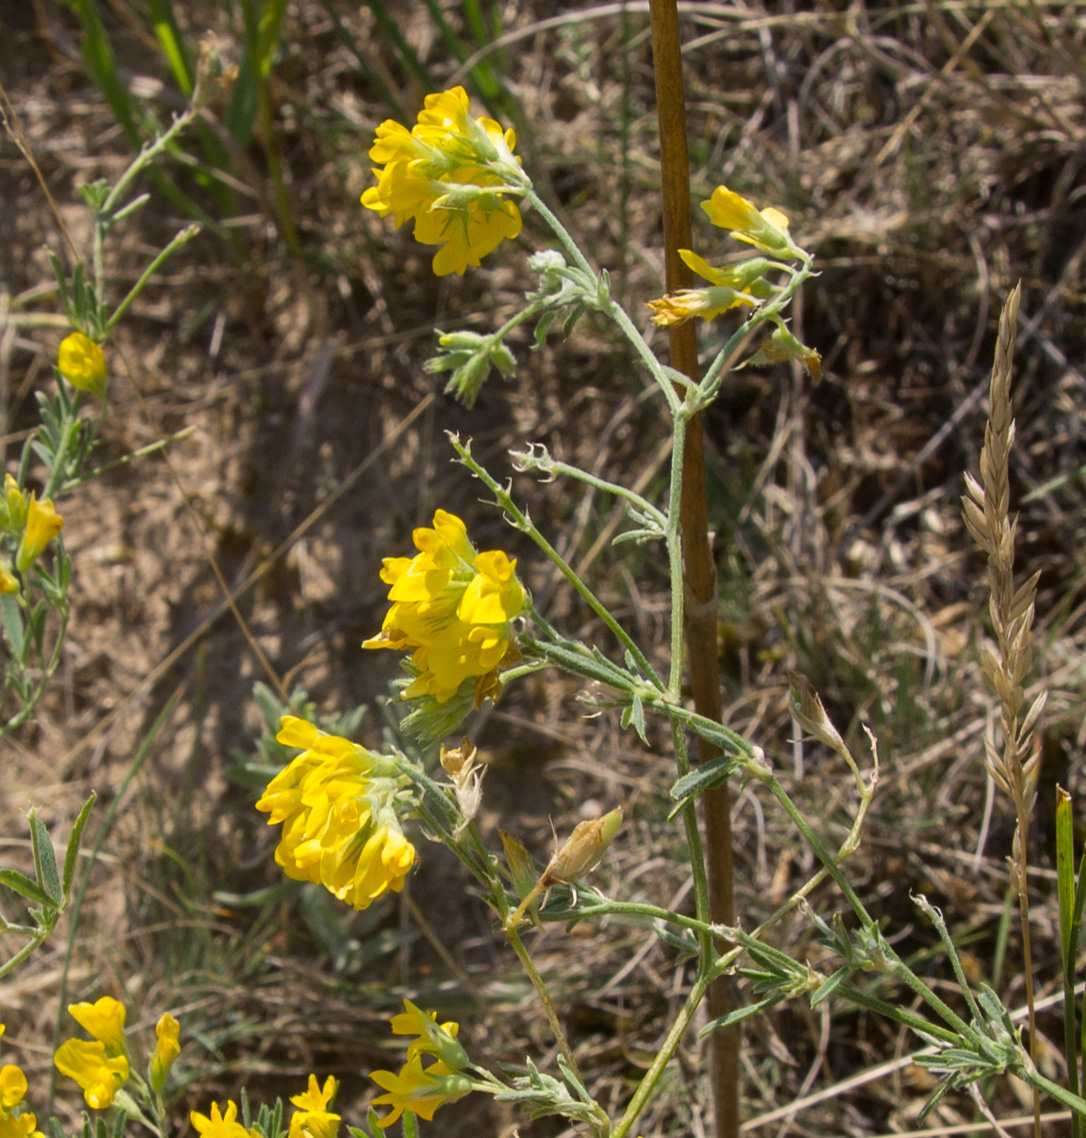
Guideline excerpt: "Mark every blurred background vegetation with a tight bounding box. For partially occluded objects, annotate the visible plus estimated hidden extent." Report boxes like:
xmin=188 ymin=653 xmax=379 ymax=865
xmin=1 ymin=1 xmax=1085 ymax=1135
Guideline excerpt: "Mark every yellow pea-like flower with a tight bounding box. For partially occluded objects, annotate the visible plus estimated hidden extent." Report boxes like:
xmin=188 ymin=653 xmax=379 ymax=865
xmin=15 ymin=496 xmax=63 ymax=575
xmin=57 ymin=332 xmax=106 ymax=398
xmin=68 ymin=998 xmax=126 ymax=1055
xmin=53 ymin=1040 xmax=128 ymax=1110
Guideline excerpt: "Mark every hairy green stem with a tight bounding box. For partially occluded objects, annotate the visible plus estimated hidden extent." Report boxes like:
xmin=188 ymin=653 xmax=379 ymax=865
xmin=452 ymin=436 xmax=663 ymax=689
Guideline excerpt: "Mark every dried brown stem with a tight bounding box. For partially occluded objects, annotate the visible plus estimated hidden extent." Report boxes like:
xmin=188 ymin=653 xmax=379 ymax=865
xmin=648 ymin=4 xmax=737 ymax=1137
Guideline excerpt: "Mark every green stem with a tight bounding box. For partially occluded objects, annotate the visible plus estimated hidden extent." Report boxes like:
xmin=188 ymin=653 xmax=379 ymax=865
xmin=504 ymin=914 xmax=584 ymax=1085
xmin=698 ymin=255 xmax=813 ymax=401
xmin=523 ymin=189 xmax=596 ymax=279
xmin=512 ymin=453 xmax=667 ymax=532
xmin=664 ymin=406 xmax=688 ymax=699
xmin=102 ymin=108 xmax=198 ymax=217
xmin=612 ymin=971 xmax=711 ymax=1138
xmin=452 ymin=436 xmax=663 ymax=689
xmin=105 ymin=226 xmax=201 ymax=332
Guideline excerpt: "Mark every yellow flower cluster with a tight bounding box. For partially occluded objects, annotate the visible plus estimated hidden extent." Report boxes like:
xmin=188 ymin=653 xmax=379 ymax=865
xmin=54 ymin=998 xmax=130 ymax=1110
xmin=364 ymin=510 xmax=525 ymax=705
xmin=370 ymin=1001 xmax=472 ymax=1130
xmin=647 ymin=184 xmax=800 ymax=328
xmin=0 ymin=1026 xmax=43 ymax=1138
xmin=256 ymin=716 xmax=416 ymax=910
xmin=361 ymin=87 xmax=526 ymax=276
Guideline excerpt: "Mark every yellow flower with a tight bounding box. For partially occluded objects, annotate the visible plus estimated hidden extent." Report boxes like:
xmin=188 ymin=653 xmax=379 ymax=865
xmin=15 ymin=496 xmax=63 ymax=575
xmin=389 ymin=1001 xmax=467 ymax=1067
xmin=0 ymin=1028 xmax=41 ymax=1138
xmin=191 ymin=1101 xmax=260 ymax=1138
xmin=361 ymin=87 xmax=527 ymax=276
xmin=57 ymin=332 xmax=107 ymax=398
xmin=68 ymin=998 xmax=126 ymax=1055
xmin=149 ymin=1013 xmax=180 ymax=1094
xmin=647 ymin=250 xmax=777 ymax=327
xmin=288 ymin=1075 xmax=340 ymax=1138
xmin=0 ymin=565 xmax=18 ymax=596
xmin=364 ymin=510 xmax=525 ymax=704
xmin=256 ymin=717 xmax=417 ymax=910
xmin=370 ymin=1056 xmax=472 ymax=1130
xmin=53 ymin=1041 xmax=128 ymax=1110
xmin=701 ymin=186 xmax=796 ymax=257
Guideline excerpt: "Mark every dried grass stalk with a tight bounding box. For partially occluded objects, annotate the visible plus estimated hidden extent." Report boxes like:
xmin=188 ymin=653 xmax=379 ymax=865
xmin=961 ymin=281 xmax=1045 ymax=1137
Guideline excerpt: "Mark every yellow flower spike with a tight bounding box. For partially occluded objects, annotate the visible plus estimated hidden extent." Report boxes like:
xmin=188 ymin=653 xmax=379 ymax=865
xmin=149 ymin=1013 xmax=180 ymax=1094
xmin=53 ymin=1040 xmax=128 ymax=1110
xmin=288 ymin=1075 xmax=340 ymax=1138
xmin=191 ymin=1101 xmax=260 ymax=1138
xmin=701 ymin=185 xmax=796 ymax=256
xmin=15 ymin=496 xmax=63 ymax=575
xmin=68 ymin=997 xmax=126 ymax=1056
xmin=57 ymin=332 xmax=107 ymax=398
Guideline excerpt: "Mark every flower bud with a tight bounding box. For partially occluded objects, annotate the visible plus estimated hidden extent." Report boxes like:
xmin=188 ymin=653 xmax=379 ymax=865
xmin=57 ymin=332 xmax=106 ymax=398
xmin=540 ymin=807 xmax=623 ymax=887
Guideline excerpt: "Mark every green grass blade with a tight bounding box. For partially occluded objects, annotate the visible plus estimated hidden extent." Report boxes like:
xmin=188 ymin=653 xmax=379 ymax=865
xmin=360 ymin=0 xmax=437 ymax=92
xmin=62 ymin=0 xmax=141 ymax=147
xmin=1057 ymin=787 xmax=1083 ymax=1137
xmin=147 ymin=0 xmax=194 ymax=96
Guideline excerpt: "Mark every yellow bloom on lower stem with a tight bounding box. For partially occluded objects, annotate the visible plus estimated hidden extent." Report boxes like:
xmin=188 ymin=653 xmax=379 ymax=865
xmin=149 ymin=1013 xmax=180 ymax=1094
xmin=15 ymin=495 xmax=63 ymax=575
xmin=53 ymin=1040 xmax=128 ymax=1110
xmin=57 ymin=332 xmax=107 ymax=398
xmin=370 ymin=1057 xmax=472 ymax=1130
xmin=191 ymin=1101 xmax=260 ymax=1138
xmin=256 ymin=717 xmax=417 ymax=910
xmin=0 ymin=1025 xmax=40 ymax=1138
xmin=288 ymin=1075 xmax=340 ymax=1138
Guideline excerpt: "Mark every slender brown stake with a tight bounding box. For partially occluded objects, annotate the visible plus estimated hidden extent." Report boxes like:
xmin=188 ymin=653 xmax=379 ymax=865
xmin=647 ymin=4 xmax=739 ymax=1136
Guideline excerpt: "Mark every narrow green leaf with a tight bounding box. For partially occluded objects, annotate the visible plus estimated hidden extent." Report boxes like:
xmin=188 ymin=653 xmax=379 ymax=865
xmin=0 ymin=594 xmax=25 ymax=661
xmin=30 ymin=811 xmax=62 ymax=905
xmin=700 ymin=996 xmax=778 ymax=1034
xmin=669 ymin=757 xmax=739 ymax=805
xmin=62 ymin=793 xmax=97 ymax=898
xmin=0 ymin=868 xmax=53 ymax=909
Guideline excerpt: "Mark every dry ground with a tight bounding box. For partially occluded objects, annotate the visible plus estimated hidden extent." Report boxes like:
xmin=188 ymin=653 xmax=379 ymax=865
xmin=2 ymin=2 xmax=1086 ymax=1136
